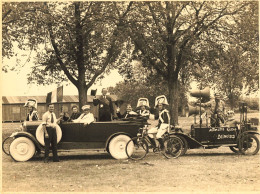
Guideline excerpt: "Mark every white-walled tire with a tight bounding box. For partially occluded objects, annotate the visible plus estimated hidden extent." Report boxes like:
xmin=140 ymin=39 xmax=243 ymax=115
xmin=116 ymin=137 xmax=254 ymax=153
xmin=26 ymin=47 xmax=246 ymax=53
xmin=10 ymin=137 xmax=36 ymax=162
xmin=36 ymin=124 xmax=62 ymax=146
xmin=108 ymin=135 xmax=131 ymax=160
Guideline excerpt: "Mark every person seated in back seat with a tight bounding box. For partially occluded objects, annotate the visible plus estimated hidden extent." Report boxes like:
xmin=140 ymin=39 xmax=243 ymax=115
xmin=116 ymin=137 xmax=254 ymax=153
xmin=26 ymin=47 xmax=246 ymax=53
xmin=73 ymin=105 xmax=95 ymax=126
xmin=117 ymin=104 xmax=138 ymax=119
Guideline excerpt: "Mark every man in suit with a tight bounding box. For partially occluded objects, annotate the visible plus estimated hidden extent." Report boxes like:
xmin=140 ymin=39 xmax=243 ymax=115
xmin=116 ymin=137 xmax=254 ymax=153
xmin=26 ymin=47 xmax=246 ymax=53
xmin=93 ymin=88 xmax=114 ymax=121
xmin=42 ymin=103 xmax=61 ymax=163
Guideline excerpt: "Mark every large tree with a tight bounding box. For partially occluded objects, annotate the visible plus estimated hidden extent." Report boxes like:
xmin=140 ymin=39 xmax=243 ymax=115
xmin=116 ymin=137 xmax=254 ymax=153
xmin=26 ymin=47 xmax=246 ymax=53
xmin=122 ymin=1 xmax=252 ymax=125
xmin=194 ymin=2 xmax=259 ymax=109
xmin=2 ymin=2 xmax=133 ymax=108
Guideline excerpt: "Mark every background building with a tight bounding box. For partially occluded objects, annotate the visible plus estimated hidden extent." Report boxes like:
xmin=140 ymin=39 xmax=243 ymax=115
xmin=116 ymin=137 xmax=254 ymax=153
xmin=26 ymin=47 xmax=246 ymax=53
xmin=2 ymin=95 xmax=118 ymax=122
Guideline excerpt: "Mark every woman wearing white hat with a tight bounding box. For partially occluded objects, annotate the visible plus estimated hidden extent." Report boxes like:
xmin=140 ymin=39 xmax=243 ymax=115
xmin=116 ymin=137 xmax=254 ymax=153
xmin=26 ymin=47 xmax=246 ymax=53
xmin=24 ymin=99 xmax=39 ymax=121
xmin=73 ymin=105 xmax=95 ymax=126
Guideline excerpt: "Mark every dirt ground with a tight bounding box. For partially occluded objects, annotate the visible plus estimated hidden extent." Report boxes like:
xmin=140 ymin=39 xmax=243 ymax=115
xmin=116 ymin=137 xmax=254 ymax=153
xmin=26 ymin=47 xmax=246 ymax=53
xmin=2 ymin=113 xmax=260 ymax=192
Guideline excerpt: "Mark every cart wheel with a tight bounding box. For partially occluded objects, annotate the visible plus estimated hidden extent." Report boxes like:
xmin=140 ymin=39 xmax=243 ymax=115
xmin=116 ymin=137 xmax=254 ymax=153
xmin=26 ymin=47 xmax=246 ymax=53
xmin=108 ymin=135 xmax=131 ymax=160
xmin=239 ymin=134 xmax=259 ymax=155
xmin=10 ymin=137 xmax=36 ymax=162
xmin=178 ymin=136 xmax=188 ymax=156
xmin=229 ymin=146 xmax=239 ymax=153
xmin=126 ymin=137 xmax=148 ymax=160
xmin=162 ymin=136 xmax=183 ymax=159
xmin=2 ymin=137 xmax=14 ymax=156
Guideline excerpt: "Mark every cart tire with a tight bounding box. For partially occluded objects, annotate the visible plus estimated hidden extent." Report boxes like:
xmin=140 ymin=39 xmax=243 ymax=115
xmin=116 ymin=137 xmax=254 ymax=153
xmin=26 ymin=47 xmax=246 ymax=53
xmin=229 ymin=146 xmax=239 ymax=153
xmin=239 ymin=134 xmax=260 ymax=155
xmin=10 ymin=137 xmax=36 ymax=162
xmin=126 ymin=137 xmax=148 ymax=160
xmin=108 ymin=135 xmax=131 ymax=160
xmin=178 ymin=136 xmax=188 ymax=155
xmin=162 ymin=136 xmax=183 ymax=159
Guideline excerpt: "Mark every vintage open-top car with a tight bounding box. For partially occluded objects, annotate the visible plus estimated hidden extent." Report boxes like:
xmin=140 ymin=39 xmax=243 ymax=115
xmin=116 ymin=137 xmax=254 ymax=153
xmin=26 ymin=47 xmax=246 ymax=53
xmin=4 ymin=118 xmax=147 ymax=162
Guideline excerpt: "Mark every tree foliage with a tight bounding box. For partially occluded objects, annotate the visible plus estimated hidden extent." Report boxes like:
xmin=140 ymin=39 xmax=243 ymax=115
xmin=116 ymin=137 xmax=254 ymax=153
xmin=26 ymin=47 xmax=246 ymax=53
xmin=2 ymin=1 xmax=133 ymax=108
xmin=118 ymin=1 xmax=254 ymax=124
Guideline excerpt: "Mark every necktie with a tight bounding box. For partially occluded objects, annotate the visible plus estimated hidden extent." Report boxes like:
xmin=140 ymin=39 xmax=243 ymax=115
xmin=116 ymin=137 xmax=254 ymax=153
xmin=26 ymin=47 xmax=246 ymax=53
xmin=51 ymin=113 xmax=54 ymax=123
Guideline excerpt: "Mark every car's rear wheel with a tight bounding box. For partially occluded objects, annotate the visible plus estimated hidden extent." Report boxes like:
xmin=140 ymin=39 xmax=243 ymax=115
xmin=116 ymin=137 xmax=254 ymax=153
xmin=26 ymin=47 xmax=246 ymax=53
xmin=108 ymin=135 xmax=131 ymax=160
xmin=10 ymin=137 xmax=35 ymax=162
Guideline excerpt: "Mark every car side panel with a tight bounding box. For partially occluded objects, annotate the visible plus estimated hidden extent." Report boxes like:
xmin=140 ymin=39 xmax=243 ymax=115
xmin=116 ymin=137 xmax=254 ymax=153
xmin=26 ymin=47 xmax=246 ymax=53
xmin=78 ymin=122 xmax=139 ymax=142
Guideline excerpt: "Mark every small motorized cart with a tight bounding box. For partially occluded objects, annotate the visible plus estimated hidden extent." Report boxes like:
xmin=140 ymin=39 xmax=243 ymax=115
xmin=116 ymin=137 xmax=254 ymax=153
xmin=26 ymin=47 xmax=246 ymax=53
xmin=173 ymin=87 xmax=259 ymax=156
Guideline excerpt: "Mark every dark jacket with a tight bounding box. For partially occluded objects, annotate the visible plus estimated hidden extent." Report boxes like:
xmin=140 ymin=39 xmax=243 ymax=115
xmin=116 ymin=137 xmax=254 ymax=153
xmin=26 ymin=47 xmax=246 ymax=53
xmin=26 ymin=110 xmax=38 ymax=121
xmin=69 ymin=112 xmax=81 ymax=121
xmin=157 ymin=109 xmax=170 ymax=128
xmin=93 ymin=95 xmax=114 ymax=121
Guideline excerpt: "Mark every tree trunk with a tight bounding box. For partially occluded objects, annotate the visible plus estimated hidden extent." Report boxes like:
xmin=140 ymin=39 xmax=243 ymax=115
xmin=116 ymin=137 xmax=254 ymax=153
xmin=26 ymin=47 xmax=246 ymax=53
xmin=78 ymin=83 xmax=88 ymax=110
xmin=168 ymin=76 xmax=179 ymax=125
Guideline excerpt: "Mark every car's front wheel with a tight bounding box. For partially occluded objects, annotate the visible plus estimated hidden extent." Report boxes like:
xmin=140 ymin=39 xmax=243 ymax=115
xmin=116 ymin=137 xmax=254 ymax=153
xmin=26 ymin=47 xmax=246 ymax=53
xmin=10 ymin=137 xmax=36 ymax=162
xmin=108 ymin=135 xmax=131 ymax=160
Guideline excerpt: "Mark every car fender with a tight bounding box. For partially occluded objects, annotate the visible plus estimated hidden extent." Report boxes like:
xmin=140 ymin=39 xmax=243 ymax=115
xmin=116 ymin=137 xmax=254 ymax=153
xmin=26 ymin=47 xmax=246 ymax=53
xmin=105 ymin=132 xmax=133 ymax=152
xmin=239 ymin=131 xmax=260 ymax=139
xmin=170 ymin=132 xmax=203 ymax=149
xmin=10 ymin=131 xmax=43 ymax=151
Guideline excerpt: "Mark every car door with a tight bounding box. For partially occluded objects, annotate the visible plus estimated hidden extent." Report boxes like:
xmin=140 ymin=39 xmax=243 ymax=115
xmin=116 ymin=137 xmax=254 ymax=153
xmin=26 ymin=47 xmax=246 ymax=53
xmin=60 ymin=123 xmax=81 ymax=142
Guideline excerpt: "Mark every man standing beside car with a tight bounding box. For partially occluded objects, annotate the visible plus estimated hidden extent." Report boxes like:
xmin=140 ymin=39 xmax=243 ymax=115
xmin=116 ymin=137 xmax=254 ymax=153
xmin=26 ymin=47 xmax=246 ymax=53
xmin=93 ymin=88 xmax=114 ymax=121
xmin=42 ymin=103 xmax=60 ymax=163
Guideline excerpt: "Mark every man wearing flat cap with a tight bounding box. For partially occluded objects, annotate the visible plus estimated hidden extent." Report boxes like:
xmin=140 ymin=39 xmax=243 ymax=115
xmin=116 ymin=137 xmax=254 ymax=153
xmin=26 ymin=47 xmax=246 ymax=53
xmin=73 ymin=105 xmax=95 ymax=125
xmin=93 ymin=88 xmax=114 ymax=121
xmin=201 ymin=93 xmax=225 ymax=127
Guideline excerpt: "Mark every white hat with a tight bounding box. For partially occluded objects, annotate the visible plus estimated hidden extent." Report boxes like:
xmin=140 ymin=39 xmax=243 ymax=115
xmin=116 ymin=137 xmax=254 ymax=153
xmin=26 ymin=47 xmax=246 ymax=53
xmin=82 ymin=105 xmax=91 ymax=110
xmin=137 ymin=98 xmax=150 ymax=108
xmin=155 ymin=95 xmax=169 ymax=107
xmin=24 ymin=99 xmax=37 ymax=109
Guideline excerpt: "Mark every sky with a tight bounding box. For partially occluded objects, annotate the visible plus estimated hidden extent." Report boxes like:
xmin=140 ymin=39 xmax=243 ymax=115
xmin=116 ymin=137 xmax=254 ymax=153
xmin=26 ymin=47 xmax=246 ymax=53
xmin=1 ymin=48 xmax=124 ymax=96
xmin=2 ymin=47 xmax=258 ymax=99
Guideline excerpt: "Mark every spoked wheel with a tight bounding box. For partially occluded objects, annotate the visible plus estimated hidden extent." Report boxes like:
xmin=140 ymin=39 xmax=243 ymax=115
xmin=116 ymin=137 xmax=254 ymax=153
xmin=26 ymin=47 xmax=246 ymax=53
xmin=126 ymin=137 xmax=148 ymax=160
xmin=229 ymin=146 xmax=239 ymax=153
xmin=239 ymin=134 xmax=260 ymax=155
xmin=162 ymin=136 xmax=183 ymax=159
xmin=178 ymin=136 xmax=188 ymax=156
xmin=2 ymin=137 xmax=14 ymax=156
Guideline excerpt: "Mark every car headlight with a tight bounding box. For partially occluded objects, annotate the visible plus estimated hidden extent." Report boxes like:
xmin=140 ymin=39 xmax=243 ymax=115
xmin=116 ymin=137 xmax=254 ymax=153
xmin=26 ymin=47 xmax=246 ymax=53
xmin=19 ymin=125 xmax=23 ymax=131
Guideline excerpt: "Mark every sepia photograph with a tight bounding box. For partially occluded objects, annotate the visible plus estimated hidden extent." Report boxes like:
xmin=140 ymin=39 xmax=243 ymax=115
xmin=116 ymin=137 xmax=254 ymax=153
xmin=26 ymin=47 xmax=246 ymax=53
xmin=2 ymin=0 xmax=259 ymax=192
